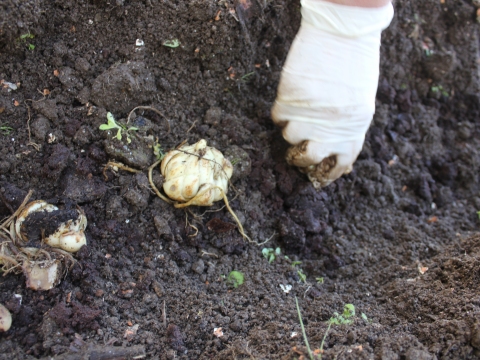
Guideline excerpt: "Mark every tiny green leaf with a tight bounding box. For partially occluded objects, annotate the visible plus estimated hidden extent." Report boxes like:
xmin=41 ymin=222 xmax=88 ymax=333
xmin=291 ymin=261 xmax=302 ymax=267
xmin=297 ymin=269 xmax=307 ymax=283
xmin=477 ymin=211 xmax=480 ymax=220
xmin=107 ymin=112 xmax=116 ymax=125
xmin=275 ymin=247 xmax=281 ymax=256
xmin=163 ymin=39 xmax=180 ymax=48
xmin=20 ymin=33 xmax=34 ymax=40
xmin=343 ymin=304 xmax=355 ymax=318
xmin=227 ymin=271 xmax=244 ymax=288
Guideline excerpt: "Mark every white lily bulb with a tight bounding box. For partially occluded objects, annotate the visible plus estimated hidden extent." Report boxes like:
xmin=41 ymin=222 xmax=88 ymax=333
xmin=160 ymin=139 xmax=233 ymax=206
xmin=22 ymin=259 xmax=63 ymax=291
xmin=0 ymin=304 xmax=12 ymax=332
xmin=15 ymin=200 xmax=87 ymax=253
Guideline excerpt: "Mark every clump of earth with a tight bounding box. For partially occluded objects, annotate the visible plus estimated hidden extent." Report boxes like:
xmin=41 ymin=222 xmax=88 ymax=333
xmin=0 ymin=0 xmax=480 ymax=359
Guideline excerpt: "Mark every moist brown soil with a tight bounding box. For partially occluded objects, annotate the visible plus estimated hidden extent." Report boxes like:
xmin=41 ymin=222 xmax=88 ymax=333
xmin=1 ymin=0 xmax=480 ymax=359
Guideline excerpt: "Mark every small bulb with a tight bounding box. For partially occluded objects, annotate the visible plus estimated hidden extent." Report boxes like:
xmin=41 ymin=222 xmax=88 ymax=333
xmin=0 ymin=304 xmax=12 ymax=332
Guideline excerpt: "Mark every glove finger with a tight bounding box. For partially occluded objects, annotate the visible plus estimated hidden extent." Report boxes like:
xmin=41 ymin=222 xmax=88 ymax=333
xmin=286 ymin=139 xmax=363 ymax=188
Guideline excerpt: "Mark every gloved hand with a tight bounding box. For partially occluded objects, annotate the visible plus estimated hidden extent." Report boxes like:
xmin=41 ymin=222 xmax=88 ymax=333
xmin=272 ymin=0 xmax=394 ymax=188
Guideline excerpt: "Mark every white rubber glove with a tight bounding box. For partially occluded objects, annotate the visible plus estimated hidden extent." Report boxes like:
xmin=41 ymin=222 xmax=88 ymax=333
xmin=272 ymin=0 xmax=394 ymax=188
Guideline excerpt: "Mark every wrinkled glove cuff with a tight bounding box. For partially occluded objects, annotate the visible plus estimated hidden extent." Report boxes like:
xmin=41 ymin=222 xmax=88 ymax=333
xmin=301 ymin=0 xmax=394 ymax=38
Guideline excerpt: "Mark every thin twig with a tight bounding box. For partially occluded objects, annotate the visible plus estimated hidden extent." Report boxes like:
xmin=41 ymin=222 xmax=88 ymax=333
xmin=186 ymin=120 xmax=197 ymax=133
xmin=103 ymin=161 xmax=140 ymax=181
xmin=163 ymin=300 xmax=166 ymax=328
xmin=23 ymin=101 xmax=41 ymax=151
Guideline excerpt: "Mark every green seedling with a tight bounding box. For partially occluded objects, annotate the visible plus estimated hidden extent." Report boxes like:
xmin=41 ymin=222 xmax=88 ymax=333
xmin=295 ymin=301 xmax=360 ymax=360
xmin=99 ymin=112 xmax=138 ymax=144
xmin=230 ymin=158 xmax=240 ymax=166
xmin=262 ymin=247 xmax=281 ymax=264
xmin=0 ymin=126 xmax=13 ymax=135
xmin=226 ymin=271 xmax=244 ymax=289
xmin=316 ymin=277 xmax=324 ymax=284
xmin=431 ymin=85 xmax=449 ymax=97
xmin=153 ymin=142 xmax=165 ymax=161
xmin=318 ymin=304 xmax=357 ymax=359
xmin=291 ymin=260 xmax=307 ymax=283
xmin=295 ymin=296 xmax=314 ymax=360
xmin=18 ymin=32 xmax=35 ymax=50
xmin=476 ymin=211 xmax=480 ymax=220
xmin=297 ymin=269 xmax=307 ymax=283
xmin=240 ymin=71 xmax=255 ymax=83
xmin=361 ymin=313 xmax=370 ymax=323
xmin=163 ymin=39 xmax=180 ymax=48
xmin=329 ymin=304 xmax=355 ymax=325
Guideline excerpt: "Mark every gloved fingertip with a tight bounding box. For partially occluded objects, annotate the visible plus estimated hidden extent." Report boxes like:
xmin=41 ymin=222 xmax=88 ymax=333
xmin=285 ymin=141 xmax=311 ymax=167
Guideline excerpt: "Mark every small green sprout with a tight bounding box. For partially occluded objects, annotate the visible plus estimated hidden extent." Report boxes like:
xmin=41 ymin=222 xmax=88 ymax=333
xmin=297 ymin=269 xmax=307 ymax=283
xmin=0 ymin=126 xmax=14 ymax=135
xmin=316 ymin=277 xmax=324 ymax=284
xmin=291 ymin=261 xmax=302 ymax=267
xmin=153 ymin=142 xmax=165 ymax=161
xmin=431 ymin=85 xmax=449 ymax=97
xmin=295 ymin=297 xmax=314 ymax=360
xmin=19 ymin=32 xmax=35 ymax=40
xmin=18 ymin=32 xmax=35 ymax=50
xmin=99 ymin=112 xmax=138 ymax=144
xmin=240 ymin=71 xmax=255 ymax=83
xmin=329 ymin=304 xmax=355 ymax=325
xmin=163 ymin=39 xmax=180 ymax=48
xmin=227 ymin=271 xmax=244 ymax=289
xmin=361 ymin=313 xmax=370 ymax=323
xmin=295 ymin=301 xmax=360 ymax=360
xmin=230 ymin=158 xmax=240 ymax=166
xmin=262 ymin=247 xmax=281 ymax=264
xmin=476 ymin=211 xmax=480 ymax=220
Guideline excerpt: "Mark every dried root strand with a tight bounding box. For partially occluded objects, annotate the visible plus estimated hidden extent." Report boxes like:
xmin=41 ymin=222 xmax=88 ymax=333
xmin=148 ymin=159 xmax=172 ymax=204
xmin=0 ymin=190 xmax=34 ymax=240
xmin=103 ymin=161 xmax=141 ymax=181
xmin=148 ymin=174 xmax=257 ymax=244
xmin=126 ymin=106 xmax=171 ymax=134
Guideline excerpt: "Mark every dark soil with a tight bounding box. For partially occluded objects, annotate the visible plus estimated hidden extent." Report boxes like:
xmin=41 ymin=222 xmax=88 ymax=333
xmin=1 ymin=0 xmax=480 ymax=359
